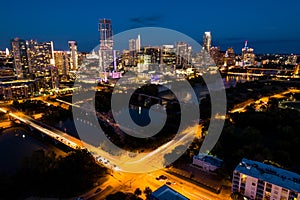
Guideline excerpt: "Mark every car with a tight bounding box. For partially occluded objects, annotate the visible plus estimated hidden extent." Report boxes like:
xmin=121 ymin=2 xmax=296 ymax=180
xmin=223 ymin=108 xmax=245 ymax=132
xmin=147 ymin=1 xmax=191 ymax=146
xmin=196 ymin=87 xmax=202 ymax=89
xmin=166 ymin=181 xmax=172 ymax=185
xmin=159 ymin=175 xmax=167 ymax=180
xmin=95 ymin=188 xmax=102 ymax=193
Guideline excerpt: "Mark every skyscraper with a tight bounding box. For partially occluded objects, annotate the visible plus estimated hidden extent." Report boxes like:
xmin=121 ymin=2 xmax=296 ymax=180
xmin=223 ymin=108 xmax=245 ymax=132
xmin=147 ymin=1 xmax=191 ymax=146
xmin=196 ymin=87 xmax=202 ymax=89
xmin=129 ymin=39 xmax=136 ymax=52
xmin=98 ymin=19 xmax=114 ymax=80
xmin=11 ymin=38 xmax=29 ymax=79
xmin=68 ymin=41 xmax=78 ymax=71
xmin=27 ymin=40 xmax=55 ymax=77
xmin=44 ymin=66 xmax=59 ymax=90
xmin=225 ymin=47 xmax=236 ymax=67
xmin=176 ymin=42 xmax=192 ymax=67
xmin=136 ymin=34 xmax=141 ymax=53
xmin=54 ymin=51 xmax=69 ymax=76
xmin=203 ymin=32 xmax=212 ymax=53
xmin=129 ymin=34 xmax=141 ymax=53
xmin=99 ymin=19 xmax=113 ymax=50
xmin=210 ymin=46 xmax=224 ymax=66
xmin=242 ymin=41 xmax=255 ymax=67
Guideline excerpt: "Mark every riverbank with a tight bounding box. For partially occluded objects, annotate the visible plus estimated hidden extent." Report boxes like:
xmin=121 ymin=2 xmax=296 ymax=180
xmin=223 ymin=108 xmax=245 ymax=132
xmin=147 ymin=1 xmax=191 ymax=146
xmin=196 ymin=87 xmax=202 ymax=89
xmin=0 ymin=127 xmax=66 ymax=175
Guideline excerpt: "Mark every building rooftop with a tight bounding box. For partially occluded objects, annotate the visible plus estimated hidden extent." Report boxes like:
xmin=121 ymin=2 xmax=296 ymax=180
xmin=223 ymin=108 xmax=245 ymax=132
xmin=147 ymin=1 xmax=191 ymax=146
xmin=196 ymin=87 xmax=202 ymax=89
xmin=235 ymin=158 xmax=300 ymax=192
xmin=150 ymin=185 xmax=189 ymax=200
xmin=194 ymin=153 xmax=223 ymax=167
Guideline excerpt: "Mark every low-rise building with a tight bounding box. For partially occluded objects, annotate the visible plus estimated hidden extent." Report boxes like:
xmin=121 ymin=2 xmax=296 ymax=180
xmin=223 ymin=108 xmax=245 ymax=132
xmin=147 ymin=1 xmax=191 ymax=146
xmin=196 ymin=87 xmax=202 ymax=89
xmin=232 ymin=158 xmax=300 ymax=200
xmin=192 ymin=153 xmax=223 ymax=173
xmin=150 ymin=185 xmax=189 ymax=200
xmin=0 ymin=79 xmax=36 ymax=99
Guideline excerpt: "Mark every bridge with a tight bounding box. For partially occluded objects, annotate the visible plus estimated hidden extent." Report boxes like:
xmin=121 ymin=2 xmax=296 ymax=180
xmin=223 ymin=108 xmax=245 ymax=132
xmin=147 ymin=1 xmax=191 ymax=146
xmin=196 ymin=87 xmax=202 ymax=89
xmin=0 ymin=107 xmax=81 ymax=149
xmin=227 ymin=72 xmax=264 ymax=76
xmin=0 ymin=105 xmax=201 ymax=173
xmin=247 ymin=67 xmax=295 ymax=72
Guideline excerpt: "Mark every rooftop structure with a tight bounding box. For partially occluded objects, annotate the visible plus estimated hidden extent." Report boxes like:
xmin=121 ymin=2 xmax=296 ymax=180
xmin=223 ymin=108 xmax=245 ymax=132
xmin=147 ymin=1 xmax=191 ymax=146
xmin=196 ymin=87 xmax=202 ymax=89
xmin=193 ymin=153 xmax=223 ymax=173
xmin=232 ymin=158 xmax=300 ymax=200
xmin=150 ymin=185 xmax=189 ymax=200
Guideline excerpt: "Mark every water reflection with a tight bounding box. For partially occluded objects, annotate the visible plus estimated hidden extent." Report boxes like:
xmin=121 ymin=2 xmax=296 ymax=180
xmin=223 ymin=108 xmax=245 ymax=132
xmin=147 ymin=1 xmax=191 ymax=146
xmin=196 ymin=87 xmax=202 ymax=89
xmin=223 ymin=75 xmax=259 ymax=88
xmin=0 ymin=128 xmax=66 ymax=175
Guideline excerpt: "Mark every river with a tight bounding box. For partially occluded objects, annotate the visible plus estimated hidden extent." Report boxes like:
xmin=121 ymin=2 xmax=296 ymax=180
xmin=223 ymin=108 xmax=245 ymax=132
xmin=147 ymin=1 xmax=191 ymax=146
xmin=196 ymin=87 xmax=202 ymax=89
xmin=0 ymin=127 xmax=66 ymax=175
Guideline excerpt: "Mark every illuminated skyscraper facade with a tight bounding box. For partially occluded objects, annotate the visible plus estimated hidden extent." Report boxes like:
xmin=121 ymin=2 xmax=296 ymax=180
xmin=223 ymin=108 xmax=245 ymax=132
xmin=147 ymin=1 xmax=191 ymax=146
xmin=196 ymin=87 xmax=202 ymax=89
xmin=225 ymin=47 xmax=236 ymax=67
xmin=136 ymin=34 xmax=141 ymax=53
xmin=27 ymin=40 xmax=55 ymax=77
xmin=209 ymin=46 xmax=223 ymax=66
xmin=99 ymin=19 xmax=113 ymax=50
xmin=44 ymin=66 xmax=59 ymax=90
xmin=54 ymin=51 xmax=69 ymax=76
xmin=242 ymin=41 xmax=255 ymax=67
xmin=129 ymin=39 xmax=136 ymax=52
xmin=98 ymin=19 xmax=114 ymax=80
xmin=68 ymin=41 xmax=78 ymax=71
xmin=203 ymin=31 xmax=212 ymax=53
xmin=176 ymin=42 xmax=192 ymax=68
xmin=11 ymin=38 xmax=29 ymax=79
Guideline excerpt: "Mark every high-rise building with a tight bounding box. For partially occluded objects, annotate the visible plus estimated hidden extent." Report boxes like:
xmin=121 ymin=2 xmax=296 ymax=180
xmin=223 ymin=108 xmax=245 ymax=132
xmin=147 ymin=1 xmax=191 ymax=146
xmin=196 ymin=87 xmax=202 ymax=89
xmin=129 ymin=39 xmax=136 ymax=53
xmin=0 ymin=49 xmax=13 ymax=68
xmin=121 ymin=50 xmax=134 ymax=68
xmin=54 ymin=51 xmax=69 ymax=76
xmin=98 ymin=18 xmax=114 ymax=80
xmin=161 ymin=45 xmax=176 ymax=66
xmin=5 ymin=48 xmax=9 ymax=57
xmin=129 ymin=34 xmax=141 ymax=53
xmin=242 ymin=41 xmax=255 ymax=67
xmin=224 ymin=47 xmax=236 ymax=67
xmin=11 ymin=38 xmax=29 ymax=79
xmin=99 ymin=19 xmax=113 ymax=50
xmin=176 ymin=42 xmax=192 ymax=68
xmin=44 ymin=66 xmax=59 ymax=90
xmin=210 ymin=46 xmax=224 ymax=66
xmin=27 ymin=40 xmax=55 ymax=77
xmin=136 ymin=34 xmax=141 ymax=52
xmin=232 ymin=158 xmax=300 ymax=200
xmin=203 ymin=32 xmax=212 ymax=53
xmin=128 ymin=35 xmax=142 ymax=68
xmin=68 ymin=41 xmax=78 ymax=71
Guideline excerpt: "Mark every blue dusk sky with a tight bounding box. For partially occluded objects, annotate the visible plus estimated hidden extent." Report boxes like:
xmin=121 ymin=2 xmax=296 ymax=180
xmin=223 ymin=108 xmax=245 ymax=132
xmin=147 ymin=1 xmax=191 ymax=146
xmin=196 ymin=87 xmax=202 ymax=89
xmin=0 ymin=0 xmax=299 ymax=54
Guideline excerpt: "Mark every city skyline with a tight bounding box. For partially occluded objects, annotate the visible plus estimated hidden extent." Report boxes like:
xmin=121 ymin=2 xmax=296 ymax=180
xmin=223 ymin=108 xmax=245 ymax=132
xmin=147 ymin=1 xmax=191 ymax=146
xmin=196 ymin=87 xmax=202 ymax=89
xmin=0 ymin=0 xmax=300 ymax=54
xmin=1 ymin=3 xmax=300 ymax=198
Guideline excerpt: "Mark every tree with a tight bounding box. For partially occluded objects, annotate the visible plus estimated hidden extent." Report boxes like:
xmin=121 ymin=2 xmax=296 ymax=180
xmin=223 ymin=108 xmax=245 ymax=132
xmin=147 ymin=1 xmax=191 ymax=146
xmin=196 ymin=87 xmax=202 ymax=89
xmin=143 ymin=187 xmax=152 ymax=200
xmin=134 ymin=188 xmax=142 ymax=197
xmin=231 ymin=192 xmax=244 ymax=200
xmin=12 ymin=100 xmax=19 ymax=108
xmin=9 ymin=149 xmax=107 ymax=198
xmin=106 ymin=191 xmax=126 ymax=200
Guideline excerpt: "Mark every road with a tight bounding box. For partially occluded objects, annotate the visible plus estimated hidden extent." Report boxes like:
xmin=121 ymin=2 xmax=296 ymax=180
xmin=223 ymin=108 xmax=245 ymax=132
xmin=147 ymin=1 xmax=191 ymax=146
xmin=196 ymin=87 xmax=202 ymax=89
xmin=0 ymin=107 xmax=231 ymax=199
xmin=0 ymin=106 xmax=198 ymax=172
xmin=0 ymin=91 xmax=234 ymax=200
xmin=81 ymin=168 xmax=229 ymax=200
xmin=229 ymin=88 xmax=300 ymax=113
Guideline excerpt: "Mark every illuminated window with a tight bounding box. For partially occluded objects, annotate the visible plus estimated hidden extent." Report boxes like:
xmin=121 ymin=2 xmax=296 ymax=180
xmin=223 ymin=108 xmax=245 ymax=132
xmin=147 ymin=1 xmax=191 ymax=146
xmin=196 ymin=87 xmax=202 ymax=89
xmin=241 ymin=174 xmax=247 ymax=183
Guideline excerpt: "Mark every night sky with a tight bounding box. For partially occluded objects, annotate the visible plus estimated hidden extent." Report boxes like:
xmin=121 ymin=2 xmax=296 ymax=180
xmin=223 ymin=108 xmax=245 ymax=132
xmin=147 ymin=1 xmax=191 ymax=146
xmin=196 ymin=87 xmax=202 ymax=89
xmin=1 ymin=0 xmax=300 ymax=54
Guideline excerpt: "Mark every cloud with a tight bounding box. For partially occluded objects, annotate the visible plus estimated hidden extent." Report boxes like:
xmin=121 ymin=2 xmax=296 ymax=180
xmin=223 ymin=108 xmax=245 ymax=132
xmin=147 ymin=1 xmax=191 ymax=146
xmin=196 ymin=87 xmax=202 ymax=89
xmin=129 ymin=14 xmax=164 ymax=28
